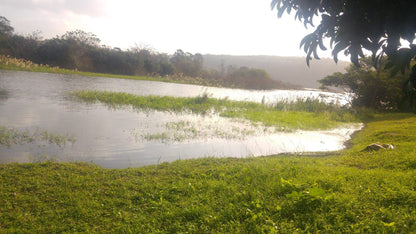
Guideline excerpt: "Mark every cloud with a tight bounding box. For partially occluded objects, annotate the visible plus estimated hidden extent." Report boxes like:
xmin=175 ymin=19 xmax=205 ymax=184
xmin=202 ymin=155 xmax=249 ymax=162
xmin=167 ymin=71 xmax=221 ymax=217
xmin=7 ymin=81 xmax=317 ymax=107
xmin=0 ymin=0 xmax=109 ymax=17
xmin=62 ymin=0 xmax=110 ymax=17
xmin=0 ymin=0 xmax=110 ymax=39
xmin=0 ymin=0 xmax=328 ymax=57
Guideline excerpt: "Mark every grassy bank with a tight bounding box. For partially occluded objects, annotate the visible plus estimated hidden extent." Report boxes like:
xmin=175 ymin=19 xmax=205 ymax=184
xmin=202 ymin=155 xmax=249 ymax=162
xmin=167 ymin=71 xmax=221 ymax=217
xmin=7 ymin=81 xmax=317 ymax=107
xmin=0 ymin=55 xmax=216 ymax=86
xmin=1 ymin=113 xmax=416 ymax=232
xmin=70 ymin=90 xmax=356 ymax=131
xmin=0 ymin=55 xmax=171 ymax=82
xmin=0 ymin=55 xmax=289 ymax=90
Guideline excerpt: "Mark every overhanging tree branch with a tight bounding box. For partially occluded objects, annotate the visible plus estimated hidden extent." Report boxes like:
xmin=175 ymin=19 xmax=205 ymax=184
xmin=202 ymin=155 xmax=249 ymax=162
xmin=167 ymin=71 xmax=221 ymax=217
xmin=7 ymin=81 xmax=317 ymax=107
xmin=271 ymin=0 xmax=416 ymax=70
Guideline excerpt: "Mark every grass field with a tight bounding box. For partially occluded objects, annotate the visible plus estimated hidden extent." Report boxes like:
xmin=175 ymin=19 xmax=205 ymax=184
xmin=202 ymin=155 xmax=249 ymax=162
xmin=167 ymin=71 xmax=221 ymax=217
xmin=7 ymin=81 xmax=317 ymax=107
xmin=1 ymin=113 xmax=416 ymax=232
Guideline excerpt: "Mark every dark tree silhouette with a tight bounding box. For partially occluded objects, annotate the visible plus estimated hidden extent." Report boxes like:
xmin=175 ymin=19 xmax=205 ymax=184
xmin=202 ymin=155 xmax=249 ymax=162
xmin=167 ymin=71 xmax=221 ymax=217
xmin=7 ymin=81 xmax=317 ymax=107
xmin=0 ymin=16 xmax=13 ymax=35
xmin=271 ymin=0 xmax=416 ymax=71
xmin=61 ymin=30 xmax=100 ymax=47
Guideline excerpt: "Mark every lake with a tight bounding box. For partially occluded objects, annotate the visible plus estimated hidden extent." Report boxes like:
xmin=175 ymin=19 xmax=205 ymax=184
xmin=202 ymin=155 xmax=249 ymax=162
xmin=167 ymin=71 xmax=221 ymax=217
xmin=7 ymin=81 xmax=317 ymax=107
xmin=0 ymin=70 xmax=361 ymax=168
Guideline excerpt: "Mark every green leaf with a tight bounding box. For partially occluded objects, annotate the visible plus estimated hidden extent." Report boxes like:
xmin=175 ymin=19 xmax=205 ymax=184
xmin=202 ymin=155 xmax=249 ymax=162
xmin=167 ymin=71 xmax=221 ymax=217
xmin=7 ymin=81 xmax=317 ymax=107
xmin=308 ymin=187 xmax=326 ymax=198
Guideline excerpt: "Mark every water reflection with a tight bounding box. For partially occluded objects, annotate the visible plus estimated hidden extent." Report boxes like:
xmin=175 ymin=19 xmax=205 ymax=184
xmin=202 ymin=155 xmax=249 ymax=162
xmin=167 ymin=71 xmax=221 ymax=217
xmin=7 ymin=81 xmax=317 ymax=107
xmin=0 ymin=70 xmax=360 ymax=168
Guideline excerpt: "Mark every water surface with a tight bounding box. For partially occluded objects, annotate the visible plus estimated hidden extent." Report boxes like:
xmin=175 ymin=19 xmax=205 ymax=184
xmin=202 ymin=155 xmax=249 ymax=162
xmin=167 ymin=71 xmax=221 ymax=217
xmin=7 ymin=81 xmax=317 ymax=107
xmin=0 ymin=71 xmax=360 ymax=168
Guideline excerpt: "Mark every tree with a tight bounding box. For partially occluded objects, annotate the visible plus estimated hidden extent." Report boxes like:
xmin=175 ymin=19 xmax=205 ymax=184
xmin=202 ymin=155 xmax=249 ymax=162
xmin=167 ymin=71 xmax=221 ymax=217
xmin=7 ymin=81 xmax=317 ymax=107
xmin=57 ymin=30 xmax=101 ymax=71
xmin=34 ymin=37 xmax=75 ymax=69
xmin=271 ymin=0 xmax=416 ymax=71
xmin=0 ymin=16 xmax=13 ymax=35
xmin=61 ymin=29 xmax=100 ymax=47
xmin=224 ymin=66 xmax=281 ymax=90
xmin=319 ymin=57 xmax=411 ymax=111
xmin=170 ymin=50 xmax=203 ymax=77
xmin=0 ymin=16 xmax=14 ymax=56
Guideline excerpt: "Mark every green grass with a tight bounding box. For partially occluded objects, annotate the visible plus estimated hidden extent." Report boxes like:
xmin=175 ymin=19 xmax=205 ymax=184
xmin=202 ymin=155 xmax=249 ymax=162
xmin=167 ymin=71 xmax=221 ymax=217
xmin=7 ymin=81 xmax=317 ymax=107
xmin=70 ymin=90 xmax=356 ymax=131
xmin=1 ymin=113 xmax=416 ymax=232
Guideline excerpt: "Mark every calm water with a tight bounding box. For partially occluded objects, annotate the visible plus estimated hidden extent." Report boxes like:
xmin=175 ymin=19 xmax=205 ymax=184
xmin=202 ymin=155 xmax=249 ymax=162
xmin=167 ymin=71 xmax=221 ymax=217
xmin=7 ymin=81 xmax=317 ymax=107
xmin=0 ymin=70 xmax=361 ymax=168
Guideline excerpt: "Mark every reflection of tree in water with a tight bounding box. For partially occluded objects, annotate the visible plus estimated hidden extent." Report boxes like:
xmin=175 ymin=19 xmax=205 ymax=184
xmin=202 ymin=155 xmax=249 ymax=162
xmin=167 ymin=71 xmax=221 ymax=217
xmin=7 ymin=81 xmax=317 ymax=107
xmin=0 ymin=87 xmax=9 ymax=101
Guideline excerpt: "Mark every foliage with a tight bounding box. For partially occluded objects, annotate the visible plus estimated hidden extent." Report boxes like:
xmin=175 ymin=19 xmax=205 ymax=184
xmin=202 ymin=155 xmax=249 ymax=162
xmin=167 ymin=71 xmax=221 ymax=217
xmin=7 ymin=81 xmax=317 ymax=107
xmin=223 ymin=66 xmax=279 ymax=90
xmin=0 ymin=55 xmax=289 ymax=91
xmin=1 ymin=114 xmax=416 ymax=232
xmin=0 ymin=16 xmax=13 ymax=35
xmin=0 ymin=16 xmax=291 ymax=90
xmin=170 ymin=49 xmax=203 ymax=77
xmin=319 ymin=57 xmax=413 ymax=111
xmin=61 ymin=29 xmax=101 ymax=47
xmin=271 ymin=0 xmax=416 ymax=73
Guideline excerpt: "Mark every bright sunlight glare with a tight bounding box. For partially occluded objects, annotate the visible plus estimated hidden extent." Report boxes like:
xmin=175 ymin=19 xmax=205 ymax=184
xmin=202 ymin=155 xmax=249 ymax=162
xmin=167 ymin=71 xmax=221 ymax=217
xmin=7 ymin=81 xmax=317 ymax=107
xmin=0 ymin=0 xmax=337 ymax=58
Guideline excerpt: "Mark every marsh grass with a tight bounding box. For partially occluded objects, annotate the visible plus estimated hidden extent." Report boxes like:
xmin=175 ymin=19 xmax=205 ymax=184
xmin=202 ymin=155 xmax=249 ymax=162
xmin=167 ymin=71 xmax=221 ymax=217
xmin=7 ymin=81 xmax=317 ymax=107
xmin=137 ymin=120 xmax=257 ymax=143
xmin=0 ymin=55 xmax=96 ymax=77
xmin=273 ymin=97 xmax=344 ymax=112
xmin=0 ymin=126 xmax=76 ymax=147
xmin=1 ymin=114 xmax=416 ymax=232
xmin=70 ymin=90 xmax=357 ymax=131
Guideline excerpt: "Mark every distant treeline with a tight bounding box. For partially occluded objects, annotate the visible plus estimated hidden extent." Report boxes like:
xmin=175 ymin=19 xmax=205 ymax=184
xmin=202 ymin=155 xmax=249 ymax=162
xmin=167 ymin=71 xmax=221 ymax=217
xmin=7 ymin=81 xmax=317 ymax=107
xmin=0 ymin=16 xmax=296 ymax=90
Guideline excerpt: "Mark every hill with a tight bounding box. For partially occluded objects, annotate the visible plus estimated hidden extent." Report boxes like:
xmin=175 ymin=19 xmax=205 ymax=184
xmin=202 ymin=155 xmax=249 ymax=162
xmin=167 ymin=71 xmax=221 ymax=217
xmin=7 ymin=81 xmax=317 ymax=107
xmin=203 ymin=55 xmax=350 ymax=89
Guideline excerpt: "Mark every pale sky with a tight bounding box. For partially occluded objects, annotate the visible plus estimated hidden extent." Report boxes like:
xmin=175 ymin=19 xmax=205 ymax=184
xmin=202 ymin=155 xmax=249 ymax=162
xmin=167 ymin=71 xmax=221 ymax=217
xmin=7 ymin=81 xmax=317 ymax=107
xmin=0 ymin=0 xmax=337 ymax=58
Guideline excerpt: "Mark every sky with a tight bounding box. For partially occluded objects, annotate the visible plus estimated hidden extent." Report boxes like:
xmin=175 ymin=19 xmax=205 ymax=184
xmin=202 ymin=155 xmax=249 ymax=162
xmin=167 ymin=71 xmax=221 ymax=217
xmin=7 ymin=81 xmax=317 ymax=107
xmin=0 ymin=0 xmax=337 ymax=58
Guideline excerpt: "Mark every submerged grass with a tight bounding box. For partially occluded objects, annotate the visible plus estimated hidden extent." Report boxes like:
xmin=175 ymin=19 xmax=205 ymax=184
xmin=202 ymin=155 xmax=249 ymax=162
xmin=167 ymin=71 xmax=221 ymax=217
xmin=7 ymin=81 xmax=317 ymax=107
xmin=70 ymin=90 xmax=356 ymax=131
xmin=135 ymin=120 xmax=257 ymax=143
xmin=0 ymin=126 xmax=76 ymax=147
xmin=1 ymin=114 xmax=416 ymax=232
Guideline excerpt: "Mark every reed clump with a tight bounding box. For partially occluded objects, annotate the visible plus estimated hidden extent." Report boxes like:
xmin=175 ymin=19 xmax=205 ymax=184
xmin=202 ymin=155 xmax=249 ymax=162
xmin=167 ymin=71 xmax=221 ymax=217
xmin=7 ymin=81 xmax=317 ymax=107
xmin=0 ymin=55 xmax=64 ymax=73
